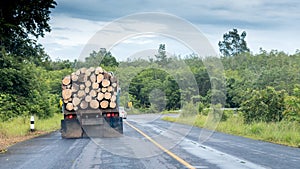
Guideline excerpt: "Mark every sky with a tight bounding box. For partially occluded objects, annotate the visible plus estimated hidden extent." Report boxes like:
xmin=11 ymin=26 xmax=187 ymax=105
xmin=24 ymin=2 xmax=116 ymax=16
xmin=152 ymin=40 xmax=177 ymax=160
xmin=38 ymin=0 xmax=300 ymax=61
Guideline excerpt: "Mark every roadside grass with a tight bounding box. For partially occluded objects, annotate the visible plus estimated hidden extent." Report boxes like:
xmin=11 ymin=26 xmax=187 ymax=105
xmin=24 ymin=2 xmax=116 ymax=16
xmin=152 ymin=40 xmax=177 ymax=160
xmin=0 ymin=113 xmax=62 ymax=152
xmin=162 ymin=114 xmax=300 ymax=148
xmin=0 ymin=113 xmax=62 ymax=138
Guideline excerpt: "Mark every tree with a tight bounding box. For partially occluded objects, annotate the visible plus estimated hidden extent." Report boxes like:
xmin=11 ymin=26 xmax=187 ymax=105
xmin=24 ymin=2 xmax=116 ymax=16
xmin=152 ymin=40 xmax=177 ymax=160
xmin=77 ymin=48 xmax=119 ymax=68
xmin=218 ymin=29 xmax=250 ymax=57
xmin=0 ymin=0 xmax=57 ymax=58
xmin=155 ymin=44 xmax=168 ymax=65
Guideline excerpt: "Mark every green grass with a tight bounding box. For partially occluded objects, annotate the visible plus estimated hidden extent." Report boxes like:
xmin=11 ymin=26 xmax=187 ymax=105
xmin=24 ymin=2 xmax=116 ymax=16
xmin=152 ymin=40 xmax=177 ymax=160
xmin=0 ymin=113 xmax=62 ymax=138
xmin=162 ymin=114 xmax=300 ymax=148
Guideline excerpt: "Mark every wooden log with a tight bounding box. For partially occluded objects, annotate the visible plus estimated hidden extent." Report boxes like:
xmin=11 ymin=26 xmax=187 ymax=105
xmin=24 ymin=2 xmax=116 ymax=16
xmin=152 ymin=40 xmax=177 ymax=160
xmin=63 ymin=99 xmax=69 ymax=104
xmin=107 ymin=86 xmax=113 ymax=92
xmin=102 ymin=79 xmax=110 ymax=87
xmin=112 ymin=82 xmax=117 ymax=88
xmin=74 ymin=106 xmax=78 ymax=111
xmin=72 ymin=84 xmax=79 ymax=92
xmin=66 ymin=103 xmax=74 ymax=111
xmin=92 ymin=83 xmax=99 ymax=89
xmin=71 ymin=74 xmax=78 ymax=82
xmin=104 ymin=92 xmax=112 ymax=100
xmin=75 ymin=69 xmax=81 ymax=76
xmin=85 ymin=95 xmax=92 ymax=103
xmin=89 ymin=90 xmax=97 ymax=97
xmin=62 ymin=89 xmax=72 ymax=99
xmin=62 ymin=76 xmax=71 ymax=86
xmin=101 ymin=87 xmax=107 ymax=93
xmin=97 ymin=92 xmax=104 ymax=101
xmin=80 ymin=67 xmax=87 ymax=74
xmin=88 ymin=67 xmax=95 ymax=72
xmin=85 ymin=87 xmax=90 ymax=94
xmin=77 ymin=90 xmax=85 ymax=98
xmin=103 ymin=72 xmax=110 ymax=79
xmin=85 ymin=80 xmax=91 ymax=87
xmin=80 ymin=84 xmax=85 ymax=90
xmin=72 ymin=97 xmax=81 ymax=106
xmin=80 ymin=101 xmax=88 ymax=109
xmin=85 ymin=69 xmax=91 ymax=76
xmin=66 ymin=84 xmax=72 ymax=89
xmin=90 ymin=100 xmax=99 ymax=109
xmin=110 ymin=77 xmax=117 ymax=83
xmin=111 ymin=95 xmax=117 ymax=102
xmin=90 ymin=73 xmax=96 ymax=82
xmin=110 ymin=101 xmax=116 ymax=109
xmin=96 ymin=74 xmax=104 ymax=83
xmin=95 ymin=67 xmax=103 ymax=74
xmin=97 ymin=88 xmax=101 ymax=93
xmin=100 ymin=100 xmax=109 ymax=109
xmin=78 ymin=74 xmax=87 ymax=82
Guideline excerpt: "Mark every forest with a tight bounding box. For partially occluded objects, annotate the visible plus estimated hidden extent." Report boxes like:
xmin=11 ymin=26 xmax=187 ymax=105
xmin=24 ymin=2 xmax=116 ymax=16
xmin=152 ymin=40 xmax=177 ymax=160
xmin=1 ymin=44 xmax=300 ymax=125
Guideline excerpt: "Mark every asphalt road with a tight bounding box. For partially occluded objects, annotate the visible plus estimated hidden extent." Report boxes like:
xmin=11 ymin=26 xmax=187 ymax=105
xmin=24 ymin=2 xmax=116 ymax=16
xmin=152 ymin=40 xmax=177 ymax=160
xmin=1 ymin=114 xmax=300 ymax=169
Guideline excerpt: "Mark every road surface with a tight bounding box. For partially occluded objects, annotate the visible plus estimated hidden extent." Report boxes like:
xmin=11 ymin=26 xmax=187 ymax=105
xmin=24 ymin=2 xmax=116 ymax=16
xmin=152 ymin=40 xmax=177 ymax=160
xmin=1 ymin=114 xmax=299 ymax=169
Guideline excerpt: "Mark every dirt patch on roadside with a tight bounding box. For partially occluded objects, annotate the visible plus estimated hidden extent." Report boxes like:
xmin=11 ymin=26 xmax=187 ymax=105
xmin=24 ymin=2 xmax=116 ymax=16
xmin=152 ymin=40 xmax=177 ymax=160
xmin=0 ymin=131 xmax=48 ymax=153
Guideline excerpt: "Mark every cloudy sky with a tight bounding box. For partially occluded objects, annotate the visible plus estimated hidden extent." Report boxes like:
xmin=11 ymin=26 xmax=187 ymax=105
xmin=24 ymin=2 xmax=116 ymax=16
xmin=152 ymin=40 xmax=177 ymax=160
xmin=38 ymin=0 xmax=300 ymax=61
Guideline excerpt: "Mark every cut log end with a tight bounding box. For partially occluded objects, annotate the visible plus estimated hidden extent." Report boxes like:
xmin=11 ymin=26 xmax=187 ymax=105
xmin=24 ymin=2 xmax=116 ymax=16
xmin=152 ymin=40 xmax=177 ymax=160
xmin=90 ymin=100 xmax=99 ymax=109
xmin=66 ymin=103 xmax=74 ymax=111
xmin=62 ymin=76 xmax=71 ymax=86
xmin=62 ymin=89 xmax=72 ymax=100
xmin=110 ymin=102 xmax=116 ymax=109
xmin=100 ymin=100 xmax=109 ymax=109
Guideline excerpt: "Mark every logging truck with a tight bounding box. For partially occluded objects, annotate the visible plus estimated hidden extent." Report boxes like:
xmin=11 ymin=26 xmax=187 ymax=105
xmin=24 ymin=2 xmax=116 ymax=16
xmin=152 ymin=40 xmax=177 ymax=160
xmin=60 ymin=67 xmax=123 ymax=138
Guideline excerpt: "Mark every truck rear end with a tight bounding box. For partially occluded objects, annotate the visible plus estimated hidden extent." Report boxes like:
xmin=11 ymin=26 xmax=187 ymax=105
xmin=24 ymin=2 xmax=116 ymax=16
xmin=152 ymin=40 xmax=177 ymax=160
xmin=60 ymin=67 xmax=123 ymax=138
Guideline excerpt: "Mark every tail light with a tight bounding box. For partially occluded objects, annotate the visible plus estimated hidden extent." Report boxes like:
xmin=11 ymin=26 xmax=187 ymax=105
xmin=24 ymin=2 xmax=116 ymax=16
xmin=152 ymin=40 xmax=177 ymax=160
xmin=66 ymin=114 xmax=76 ymax=119
xmin=103 ymin=113 xmax=119 ymax=118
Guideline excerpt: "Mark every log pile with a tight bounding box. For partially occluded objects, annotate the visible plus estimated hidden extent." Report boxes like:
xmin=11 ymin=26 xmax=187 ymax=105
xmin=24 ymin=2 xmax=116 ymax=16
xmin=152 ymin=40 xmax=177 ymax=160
xmin=62 ymin=67 xmax=118 ymax=111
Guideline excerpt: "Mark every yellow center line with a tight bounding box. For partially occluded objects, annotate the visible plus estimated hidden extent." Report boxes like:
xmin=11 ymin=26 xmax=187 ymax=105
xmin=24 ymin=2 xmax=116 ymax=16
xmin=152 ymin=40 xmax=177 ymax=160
xmin=124 ymin=121 xmax=196 ymax=169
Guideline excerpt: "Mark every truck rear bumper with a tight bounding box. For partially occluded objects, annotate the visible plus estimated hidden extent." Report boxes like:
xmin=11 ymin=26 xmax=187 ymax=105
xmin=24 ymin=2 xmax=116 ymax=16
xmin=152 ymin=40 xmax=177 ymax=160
xmin=61 ymin=117 xmax=123 ymax=138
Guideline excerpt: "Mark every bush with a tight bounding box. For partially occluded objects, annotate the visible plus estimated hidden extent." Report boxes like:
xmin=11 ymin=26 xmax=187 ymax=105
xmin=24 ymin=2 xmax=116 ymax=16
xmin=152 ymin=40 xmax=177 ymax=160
xmin=241 ymin=87 xmax=285 ymax=123
xmin=283 ymin=87 xmax=300 ymax=123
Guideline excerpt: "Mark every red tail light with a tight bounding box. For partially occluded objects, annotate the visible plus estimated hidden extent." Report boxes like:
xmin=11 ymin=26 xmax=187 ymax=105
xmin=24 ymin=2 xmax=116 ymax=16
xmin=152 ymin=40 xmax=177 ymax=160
xmin=106 ymin=113 xmax=111 ymax=117
xmin=66 ymin=114 xmax=76 ymax=119
xmin=111 ymin=113 xmax=115 ymax=117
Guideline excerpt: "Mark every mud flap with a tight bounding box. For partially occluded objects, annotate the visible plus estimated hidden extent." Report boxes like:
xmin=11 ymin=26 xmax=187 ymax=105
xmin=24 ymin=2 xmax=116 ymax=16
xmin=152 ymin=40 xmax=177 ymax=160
xmin=82 ymin=117 xmax=123 ymax=138
xmin=103 ymin=117 xmax=123 ymax=137
xmin=61 ymin=119 xmax=82 ymax=138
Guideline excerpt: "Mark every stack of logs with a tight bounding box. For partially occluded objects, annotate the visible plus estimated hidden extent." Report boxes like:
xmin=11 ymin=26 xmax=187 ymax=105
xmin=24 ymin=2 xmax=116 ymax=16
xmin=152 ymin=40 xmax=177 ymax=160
xmin=61 ymin=67 xmax=118 ymax=111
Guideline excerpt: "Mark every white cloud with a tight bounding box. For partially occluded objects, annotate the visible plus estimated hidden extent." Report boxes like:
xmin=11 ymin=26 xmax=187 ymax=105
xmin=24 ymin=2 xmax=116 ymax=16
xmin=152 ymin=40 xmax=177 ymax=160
xmin=39 ymin=0 xmax=300 ymax=60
